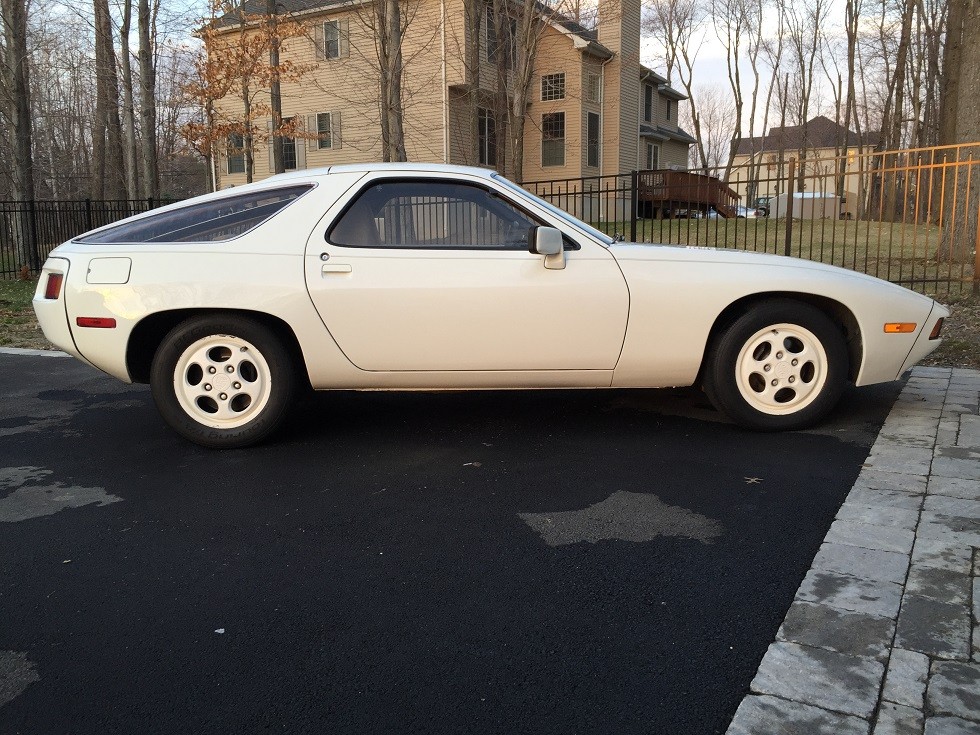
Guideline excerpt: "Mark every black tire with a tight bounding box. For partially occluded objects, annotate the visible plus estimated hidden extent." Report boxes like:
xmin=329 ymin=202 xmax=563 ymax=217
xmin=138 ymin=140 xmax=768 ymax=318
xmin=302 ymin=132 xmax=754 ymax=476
xmin=149 ymin=315 xmax=296 ymax=448
xmin=702 ymin=299 xmax=848 ymax=431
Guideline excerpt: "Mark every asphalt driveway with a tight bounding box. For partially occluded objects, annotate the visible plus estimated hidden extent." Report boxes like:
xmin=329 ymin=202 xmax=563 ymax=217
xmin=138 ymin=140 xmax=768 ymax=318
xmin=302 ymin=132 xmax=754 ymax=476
xmin=0 ymin=352 xmax=900 ymax=734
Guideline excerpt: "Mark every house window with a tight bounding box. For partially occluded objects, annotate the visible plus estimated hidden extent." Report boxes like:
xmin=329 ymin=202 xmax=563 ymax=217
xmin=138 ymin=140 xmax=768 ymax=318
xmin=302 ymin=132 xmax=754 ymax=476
xmin=226 ymin=133 xmax=245 ymax=174
xmin=478 ymin=108 xmax=497 ymax=166
xmin=645 ymin=143 xmax=659 ymax=170
xmin=316 ymin=112 xmax=333 ymax=149
xmin=324 ymin=21 xmax=340 ymax=59
xmin=644 ymin=84 xmax=654 ymax=122
xmin=586 ymin=73 xmax=601 ymax=103
xmin=587 ymin=112 xmax=600 ymax=168
xmin=486 ymin=6 xmax=517 ymax=67
xmin=665 ymin=98 xmax=674 ymax=122
xmin=542 ymin=112 xmax=565 ymax=167
xmin=541 ymin=73 xmax=565 ymax=101
xmin=282 ymin=117 xmax=297 ymax=170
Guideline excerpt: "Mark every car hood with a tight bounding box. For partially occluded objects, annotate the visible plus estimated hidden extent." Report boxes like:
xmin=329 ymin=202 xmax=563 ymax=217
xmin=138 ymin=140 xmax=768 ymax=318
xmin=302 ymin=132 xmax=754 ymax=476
xmin=608 ymin=241 xmax=937 ymax=305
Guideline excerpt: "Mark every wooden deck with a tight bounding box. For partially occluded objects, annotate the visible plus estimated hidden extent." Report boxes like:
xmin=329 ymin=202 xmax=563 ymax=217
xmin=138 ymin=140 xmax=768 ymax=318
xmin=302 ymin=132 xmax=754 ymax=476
xmin=637 ymin=170 xmax=740 ymax=218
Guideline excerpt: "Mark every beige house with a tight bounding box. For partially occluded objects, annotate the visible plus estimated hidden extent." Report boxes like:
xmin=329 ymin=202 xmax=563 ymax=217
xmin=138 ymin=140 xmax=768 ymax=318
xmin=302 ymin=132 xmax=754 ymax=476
xmin=731 ymin=116 xmax=879 ymax=218
xmin=213 ymin=0 xmax=692 ymax=187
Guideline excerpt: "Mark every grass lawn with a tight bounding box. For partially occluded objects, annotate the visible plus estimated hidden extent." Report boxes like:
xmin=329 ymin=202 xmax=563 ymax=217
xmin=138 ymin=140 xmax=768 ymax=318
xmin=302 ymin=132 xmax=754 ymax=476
xmin=0 ymin=279 xmax=48 ymax=349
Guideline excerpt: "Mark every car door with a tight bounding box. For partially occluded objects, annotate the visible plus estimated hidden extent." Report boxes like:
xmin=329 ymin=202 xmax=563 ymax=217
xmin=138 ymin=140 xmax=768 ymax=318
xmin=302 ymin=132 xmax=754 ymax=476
xmin=304 ymin=173 xmax=629 ymax=372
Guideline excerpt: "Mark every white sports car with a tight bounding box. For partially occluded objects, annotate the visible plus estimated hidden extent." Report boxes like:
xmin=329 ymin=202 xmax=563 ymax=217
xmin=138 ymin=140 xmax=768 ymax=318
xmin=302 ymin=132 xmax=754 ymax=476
xmin=34 ymin=164 xmax=948 ymax=448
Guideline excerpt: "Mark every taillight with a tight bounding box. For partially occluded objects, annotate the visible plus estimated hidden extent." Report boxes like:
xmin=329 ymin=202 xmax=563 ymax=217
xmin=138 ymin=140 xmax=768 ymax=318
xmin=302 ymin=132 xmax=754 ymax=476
xmin=929 ymin=318 xmax=944 ymax=340
xmin=44 ymin=273 xmax=64 ymax=300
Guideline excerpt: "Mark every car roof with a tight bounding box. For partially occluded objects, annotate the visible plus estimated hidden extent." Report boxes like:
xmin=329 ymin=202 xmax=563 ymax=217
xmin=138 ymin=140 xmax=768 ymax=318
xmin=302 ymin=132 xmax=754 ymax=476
xmin=266 ymin=162 xmax=499 ymax=183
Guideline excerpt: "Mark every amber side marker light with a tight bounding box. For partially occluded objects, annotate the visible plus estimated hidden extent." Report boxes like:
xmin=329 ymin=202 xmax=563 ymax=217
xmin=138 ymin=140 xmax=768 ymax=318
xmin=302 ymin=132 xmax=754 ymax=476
xmin=929 ymin=318 xmax=945 ymax=340
xmin=883 ymin=323 xmax=917 ymax=334
xmin=43 ymin=273 xmax=63 ymax=300
xmin=76 ymin=317 xmax=116 ymax=329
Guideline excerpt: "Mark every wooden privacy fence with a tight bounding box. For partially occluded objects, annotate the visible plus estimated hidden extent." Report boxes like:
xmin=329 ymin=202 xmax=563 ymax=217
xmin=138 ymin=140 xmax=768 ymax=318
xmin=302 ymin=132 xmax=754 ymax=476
xmin=0 ymin=198 xmax=177 ymax=279
xmin=521 ymin=143 xmax=980 ymax=298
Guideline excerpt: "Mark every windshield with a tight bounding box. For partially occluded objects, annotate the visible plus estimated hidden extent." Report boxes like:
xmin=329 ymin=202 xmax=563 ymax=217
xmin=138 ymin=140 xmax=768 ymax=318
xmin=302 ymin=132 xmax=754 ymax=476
xmin=491 ymin=174 xmax=615 ymax=245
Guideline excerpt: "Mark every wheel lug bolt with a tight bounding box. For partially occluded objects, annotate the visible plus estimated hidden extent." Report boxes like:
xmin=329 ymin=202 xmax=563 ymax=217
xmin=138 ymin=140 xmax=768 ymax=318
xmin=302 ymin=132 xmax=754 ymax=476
xmin=792 ymin=359 xmax=798 ymax=366
xmin=219 ymin=393 xmax=227 ymax=400
xmin=233 ymin=382 xmax=241 ymax=389
xmin=226 ymin=365 xmax=234 ymax=373
xmin=776 ymin=351 xmax=783 ymax=359
xmin=789 ymin=376 xmax=796 ymax=383
xmin=771 ymin=379 xmax=778 ymax=386
xmin=208 ymin=366 xmax=216 ymax=374
xmin=204 ymin=384 xmax=212 ymax=391
xmin=763 ymin=364 xmax=771 ymax=372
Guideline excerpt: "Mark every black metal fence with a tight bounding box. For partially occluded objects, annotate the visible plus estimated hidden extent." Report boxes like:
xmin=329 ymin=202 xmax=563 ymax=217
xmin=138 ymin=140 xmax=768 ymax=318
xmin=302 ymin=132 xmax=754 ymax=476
xmin=522 ymin=143 xmax=980 ymax=298
xmin=0 ymin=198 xmax=177 ymax=279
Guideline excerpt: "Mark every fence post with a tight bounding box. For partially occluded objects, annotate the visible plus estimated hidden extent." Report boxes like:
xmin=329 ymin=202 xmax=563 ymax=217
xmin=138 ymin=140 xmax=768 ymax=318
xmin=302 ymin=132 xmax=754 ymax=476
xmin=147 ymin=196 xmax=154 ymax=211
xmin=630 ymin=170 xmax=638 ymax=242
xmin=26 ymin=198 xmax=39 ymax=271
xmin=85 ymin=198 xmax=94 ymax=232
xmin=784 ymin=157 xmax=796 ymax=257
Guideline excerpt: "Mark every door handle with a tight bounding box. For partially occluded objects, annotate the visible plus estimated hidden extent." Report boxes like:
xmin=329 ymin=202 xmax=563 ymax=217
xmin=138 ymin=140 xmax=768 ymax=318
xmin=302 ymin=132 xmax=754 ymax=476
xmin=321 ymin=264 xmax=353 ymax=275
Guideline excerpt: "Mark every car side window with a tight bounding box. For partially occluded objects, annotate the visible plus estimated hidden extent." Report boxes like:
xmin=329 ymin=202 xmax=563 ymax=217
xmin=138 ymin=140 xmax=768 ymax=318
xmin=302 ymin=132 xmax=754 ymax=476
xmin=328 ymin=180 xmax=544 ymax=250
xmin=77 ymin=185 xmax=313 ymax=244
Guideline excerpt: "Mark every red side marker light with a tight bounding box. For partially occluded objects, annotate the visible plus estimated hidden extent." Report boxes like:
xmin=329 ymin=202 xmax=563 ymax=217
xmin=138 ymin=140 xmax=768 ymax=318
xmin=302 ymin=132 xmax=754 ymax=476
xmin=44 ymin=273 xmax=63 ymax=300
xmin=76 ymin=317 xmax=116 ymax=329
xmin=929 ymin=318 xmax=945 ymax=340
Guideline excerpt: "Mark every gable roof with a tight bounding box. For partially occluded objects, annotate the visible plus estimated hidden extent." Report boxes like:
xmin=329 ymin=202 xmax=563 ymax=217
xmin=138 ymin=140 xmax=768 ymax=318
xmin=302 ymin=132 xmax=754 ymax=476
xmin=214 ymin=0 xmax=614 ymax=58
xmin=734 ymin=115 xmax=879 ymax=156
xmin=639 ymin=65 xmax=686 ymax=101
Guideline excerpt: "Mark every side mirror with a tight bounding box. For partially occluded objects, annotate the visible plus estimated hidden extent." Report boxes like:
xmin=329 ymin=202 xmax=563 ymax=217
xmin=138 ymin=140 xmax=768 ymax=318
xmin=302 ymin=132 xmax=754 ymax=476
xmin=528 ymin=226 xmax=565 ymax=270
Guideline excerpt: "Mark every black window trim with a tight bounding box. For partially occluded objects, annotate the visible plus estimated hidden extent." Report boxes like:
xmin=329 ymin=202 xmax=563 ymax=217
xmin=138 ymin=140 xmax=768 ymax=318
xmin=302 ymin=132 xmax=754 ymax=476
xmin=325 ymin=176 xmax=580 ymax=252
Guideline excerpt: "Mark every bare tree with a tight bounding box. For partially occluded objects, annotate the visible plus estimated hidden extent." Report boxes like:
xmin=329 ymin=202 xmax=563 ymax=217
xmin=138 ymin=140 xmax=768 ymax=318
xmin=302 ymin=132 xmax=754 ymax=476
xmin=138 ymin=0 xmax=159 ymax=198
xmin=119 ymin=0 xmax=139 ymax=198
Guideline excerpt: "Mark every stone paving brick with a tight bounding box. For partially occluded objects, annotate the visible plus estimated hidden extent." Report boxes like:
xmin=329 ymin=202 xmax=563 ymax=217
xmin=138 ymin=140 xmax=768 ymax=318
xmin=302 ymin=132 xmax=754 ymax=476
xmin=923 ymin=495 xmax=980 ymax=518
xmin=912 ymin=366 xmax=952 ymax=377
xmin=750 ymin=642 xmax=884 ymax=718
xmin=796 ymin=569 xmax=903 ymax=618
xmin=924 ymin=716 xmax=980 ymax=734
xmin=835 ymin=503 xmax=920 ymax=530
xmin=871 ymin=702 xmax=923 ymax=735
xmin=853 ymin=471 xmax=927 ymax=496
xmin=896 ymin=595 xmax=972 ymax=660
xmin=864 ymin=446 xmax=935 ymax=475
xmin=927 ymin=661 xmax=980 ymax=721
xmin=905 ymin=566 xmax=972 ymax=605
xmin=910 ymin=538 xmax=974 ymax=574
xmin=847 ymin=487 xmax=923 ymax=510
xmin=811 ymin=543 xmax=910 ymax=585
xmin=880 ymin=648 xmax=929 ymax=708
xmin=727 ymin=695 xmax=869 ymax=735
xmin=930 ymin=454 xmax=980 ymax=482
xmin=928 ymin=476 xmax=980 ymax=501
xmin=825 ymin=520 xmax=916 ymax=555
xmin=777 ymin=601 xmax=895 ymax=660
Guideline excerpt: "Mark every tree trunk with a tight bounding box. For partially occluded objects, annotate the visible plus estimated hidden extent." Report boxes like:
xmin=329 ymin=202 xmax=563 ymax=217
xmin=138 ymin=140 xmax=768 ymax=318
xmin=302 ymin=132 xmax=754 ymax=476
xmin=378 ymin=0 xmax=407 ymax=162
xmin=936 ymin=0 xmax=980 ymax=262
xmin=94 ymin=0 xmax=126 ymax=200
xmin=0 ymin=0 xmax=38 ymax=268
xmin=268 ymin=0 xmax=284 ymax=174
xmin=463 ymin=0 xmax=482 ymax=165
xmin=138 ymin=0 xmax=160 ymax=198
xmin=120 ymin=0 xmax=140 ymax=199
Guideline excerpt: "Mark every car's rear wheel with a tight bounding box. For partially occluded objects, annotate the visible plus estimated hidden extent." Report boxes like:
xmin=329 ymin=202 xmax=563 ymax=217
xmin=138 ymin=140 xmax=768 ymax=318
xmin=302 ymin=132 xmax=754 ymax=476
xmin=150 ymin=315 xmax=295 ymax=448
xmin=703 ymin=300 xmax=848 ymax=430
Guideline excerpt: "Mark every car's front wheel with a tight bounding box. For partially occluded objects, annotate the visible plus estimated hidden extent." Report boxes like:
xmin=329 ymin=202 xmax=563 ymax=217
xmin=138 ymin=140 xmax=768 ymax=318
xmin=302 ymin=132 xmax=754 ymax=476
xmin=150 ymin=315 xmax=296 ymax=448
xmin=703 ymin=300 xmax=848 ymax=430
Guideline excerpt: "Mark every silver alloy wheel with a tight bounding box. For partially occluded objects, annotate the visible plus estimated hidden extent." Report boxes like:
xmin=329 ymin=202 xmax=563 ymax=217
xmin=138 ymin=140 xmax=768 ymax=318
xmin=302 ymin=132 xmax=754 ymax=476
xmin=734 ymin=322 xmax=829 ymax=416
xmin=172 ymin=334 xmax=273 ymax=429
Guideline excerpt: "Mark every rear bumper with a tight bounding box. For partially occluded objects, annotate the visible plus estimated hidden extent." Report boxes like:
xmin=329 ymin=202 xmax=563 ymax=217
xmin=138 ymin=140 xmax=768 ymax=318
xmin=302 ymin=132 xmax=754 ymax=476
xmin=32 ymin=258 xmax=90 ymax=365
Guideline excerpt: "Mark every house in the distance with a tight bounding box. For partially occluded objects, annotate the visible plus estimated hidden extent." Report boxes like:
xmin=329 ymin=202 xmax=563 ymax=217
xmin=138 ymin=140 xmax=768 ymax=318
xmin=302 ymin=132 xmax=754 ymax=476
xmin=212 ymin=0 xmax=693 ymax=187
xmin=731 ymin=115 xmax=878 ymax=218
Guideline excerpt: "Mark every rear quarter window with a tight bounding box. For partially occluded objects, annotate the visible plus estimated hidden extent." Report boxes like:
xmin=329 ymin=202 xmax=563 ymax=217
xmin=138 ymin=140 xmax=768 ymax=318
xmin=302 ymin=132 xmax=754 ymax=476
xmin=76 ymin=184 xmax=314 ymax=244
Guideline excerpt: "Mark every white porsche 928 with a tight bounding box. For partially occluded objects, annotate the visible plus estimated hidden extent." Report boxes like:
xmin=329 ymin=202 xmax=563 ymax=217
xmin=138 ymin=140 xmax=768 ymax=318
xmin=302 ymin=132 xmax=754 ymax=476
xmin=34 ymin=163 xmax=948 ymax=448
